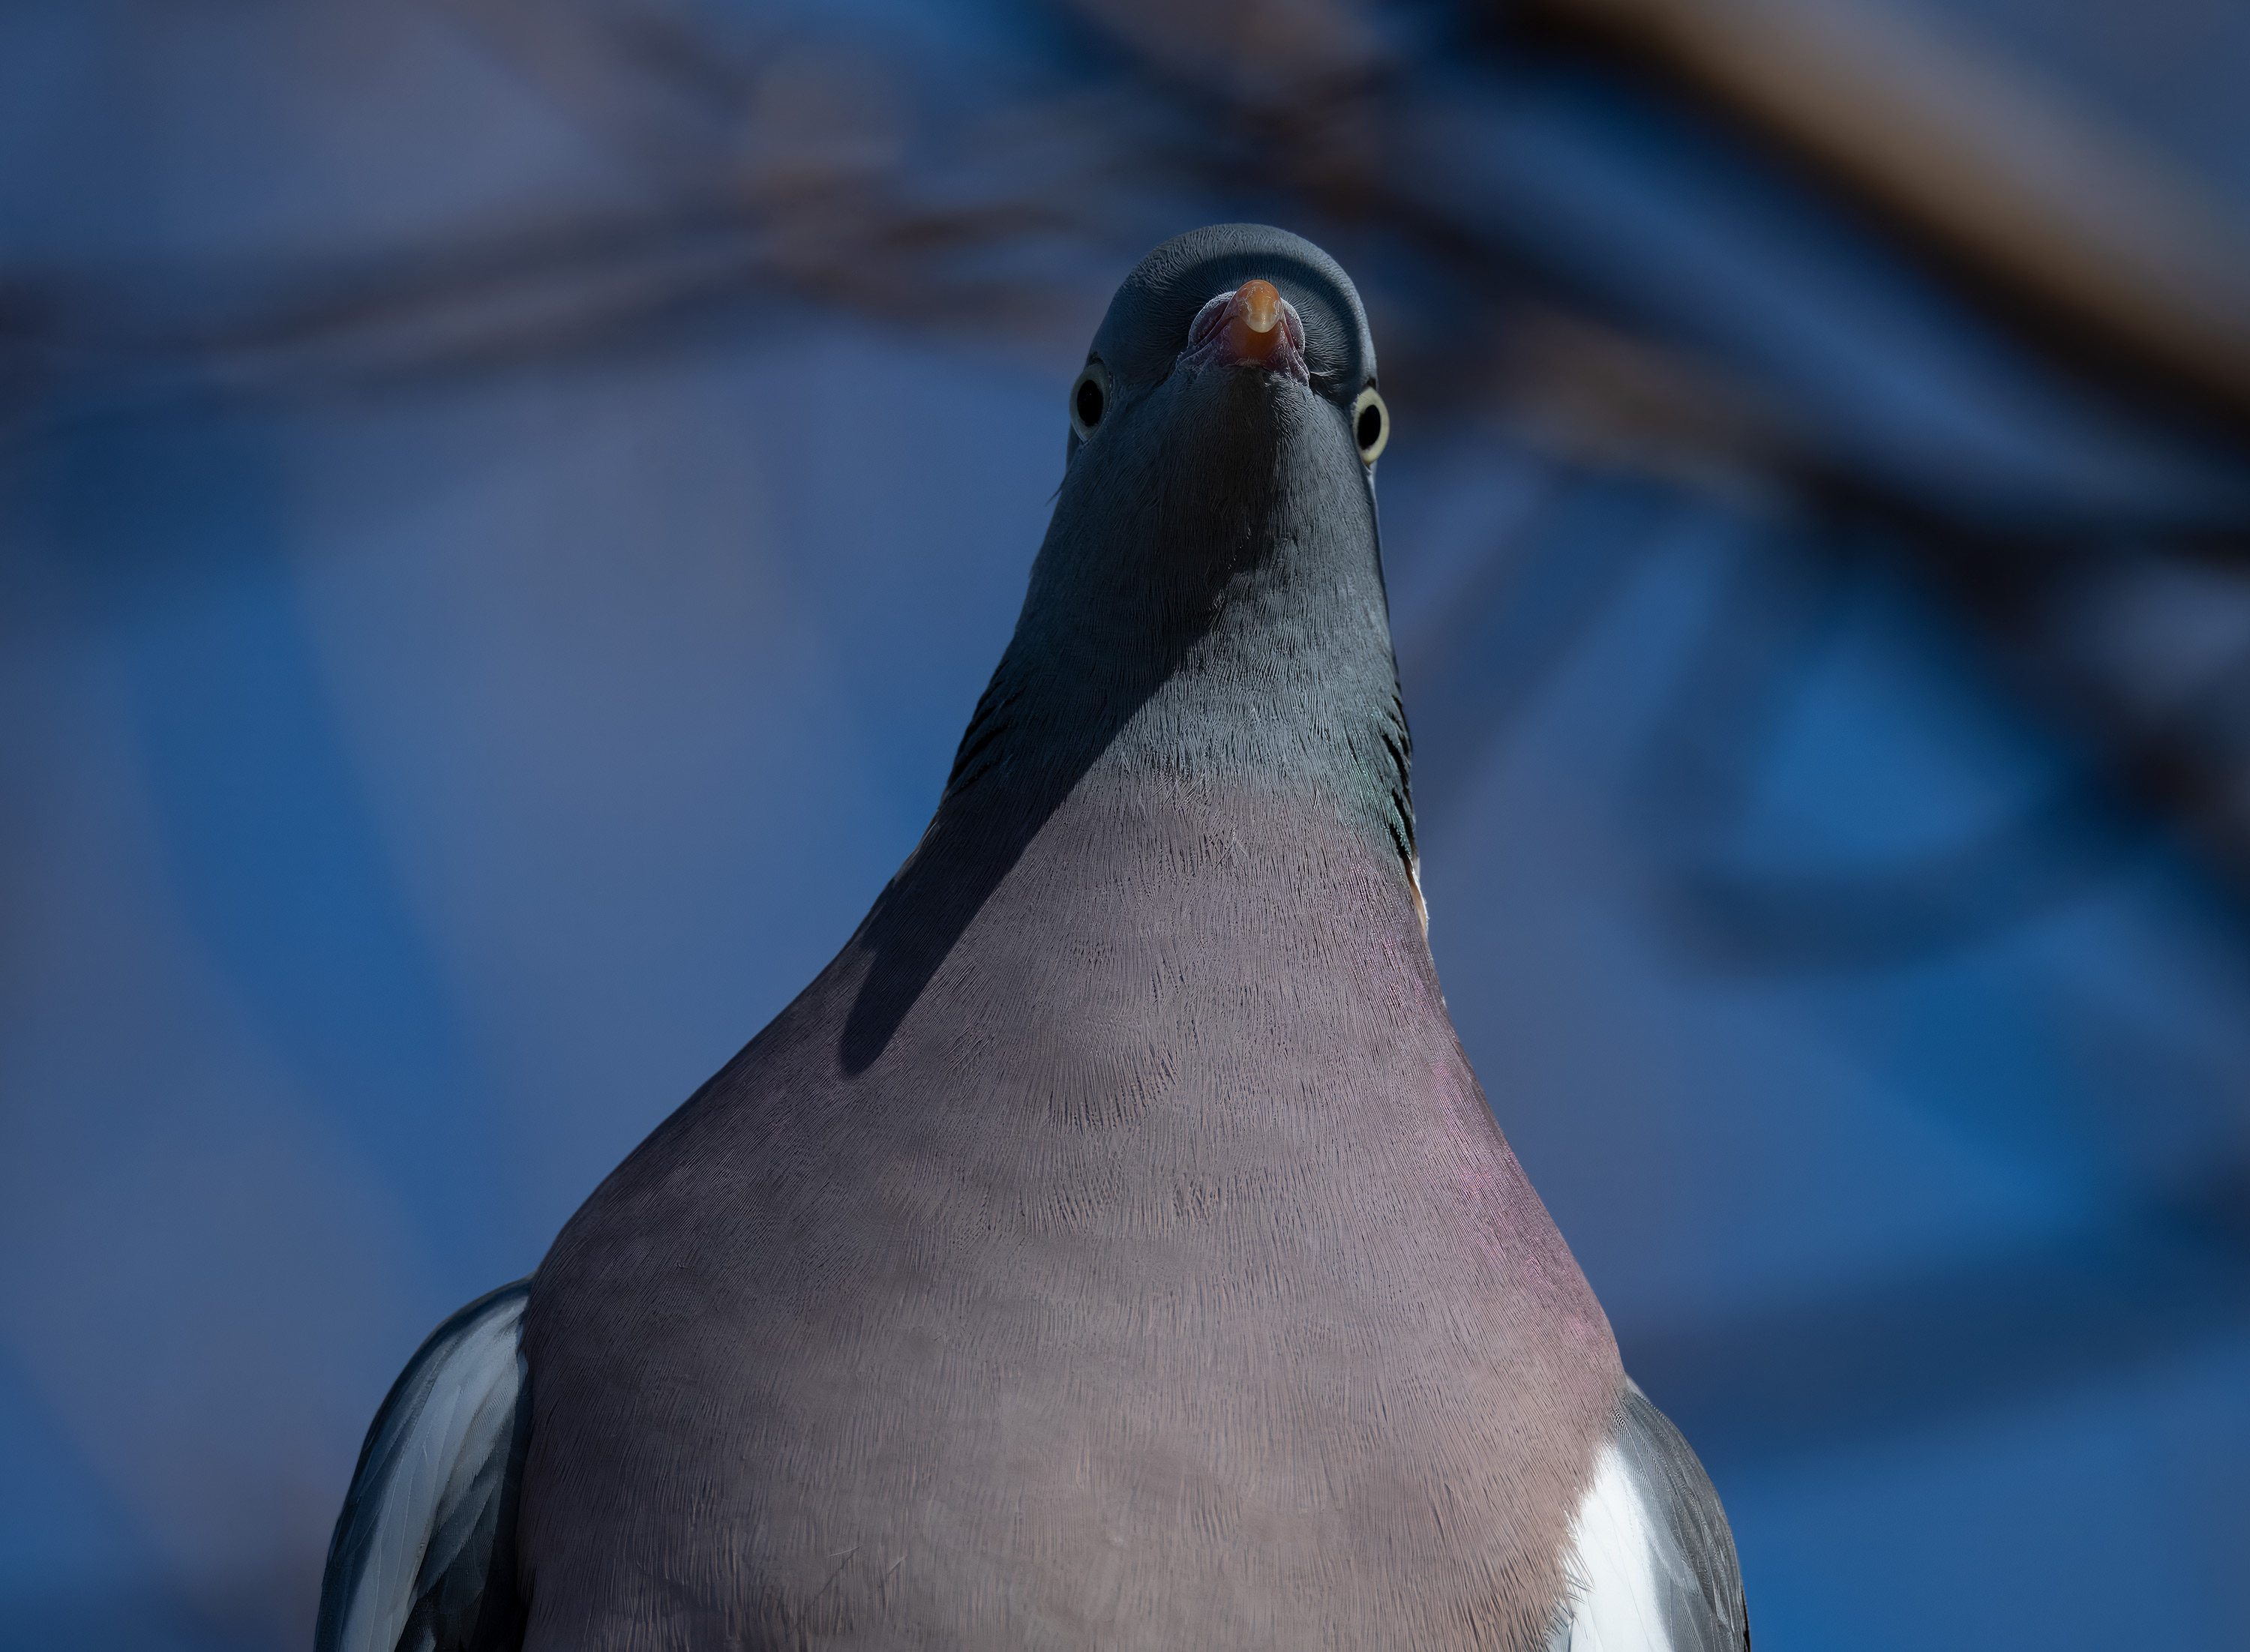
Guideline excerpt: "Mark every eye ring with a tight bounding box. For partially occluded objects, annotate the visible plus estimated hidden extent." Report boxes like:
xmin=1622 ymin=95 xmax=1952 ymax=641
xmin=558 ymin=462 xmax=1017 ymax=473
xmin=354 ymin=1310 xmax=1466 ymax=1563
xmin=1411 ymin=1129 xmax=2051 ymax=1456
xmin=1069 ymin=359 xmax=1111 ymax=441
xmin=1352 ymin=386 xmax=1389 ymax=466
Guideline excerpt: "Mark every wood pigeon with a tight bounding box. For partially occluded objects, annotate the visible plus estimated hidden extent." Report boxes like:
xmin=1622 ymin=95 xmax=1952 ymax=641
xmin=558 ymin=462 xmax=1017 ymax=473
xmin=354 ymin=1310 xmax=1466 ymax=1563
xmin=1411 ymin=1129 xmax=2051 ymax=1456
xmin=316 ymin=223 xmax=1749 ymax=1651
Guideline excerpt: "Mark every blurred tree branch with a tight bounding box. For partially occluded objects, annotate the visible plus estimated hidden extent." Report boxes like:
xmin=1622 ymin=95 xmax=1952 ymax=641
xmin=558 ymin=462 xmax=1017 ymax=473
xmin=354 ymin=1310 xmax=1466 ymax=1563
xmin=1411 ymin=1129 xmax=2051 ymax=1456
xmin=7 ymin=0 xmax=2250 ymax=979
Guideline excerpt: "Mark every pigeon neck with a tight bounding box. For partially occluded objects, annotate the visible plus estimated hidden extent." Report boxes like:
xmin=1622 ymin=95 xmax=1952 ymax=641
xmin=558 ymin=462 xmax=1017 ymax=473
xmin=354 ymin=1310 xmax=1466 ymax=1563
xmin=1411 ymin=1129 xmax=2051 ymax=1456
xmin=942 ymin=418 xmax=1416 ymax=883
xmin=837 ymin=415 xmax=1418 ymax=1075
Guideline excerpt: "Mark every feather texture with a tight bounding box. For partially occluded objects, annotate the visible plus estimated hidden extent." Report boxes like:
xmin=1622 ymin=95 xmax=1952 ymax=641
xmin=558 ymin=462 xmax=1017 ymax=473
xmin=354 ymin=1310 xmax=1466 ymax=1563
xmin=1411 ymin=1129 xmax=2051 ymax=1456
xmin=516 ymin=226 xmax=1634 ymax=1648
xmin=316 ymin=1280 xmax=532 ymax=1652
xmin=1549 ymin=1382 xmax=1750 ymax=1651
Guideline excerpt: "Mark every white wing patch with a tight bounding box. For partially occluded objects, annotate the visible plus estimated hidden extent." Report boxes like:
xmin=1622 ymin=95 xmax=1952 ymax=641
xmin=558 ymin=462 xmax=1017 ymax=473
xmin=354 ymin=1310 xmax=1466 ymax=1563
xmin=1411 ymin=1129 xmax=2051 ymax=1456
xmin=1552 ymin=1440 xmax=1673 ymax=1652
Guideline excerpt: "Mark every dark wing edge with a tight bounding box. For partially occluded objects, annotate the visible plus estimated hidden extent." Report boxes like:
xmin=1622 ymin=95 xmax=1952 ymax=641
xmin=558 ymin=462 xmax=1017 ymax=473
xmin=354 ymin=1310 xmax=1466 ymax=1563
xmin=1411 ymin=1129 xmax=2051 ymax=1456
xmin=314 ymin=1279 xmax=535 ymax=1652
xmin=1615 ymin=1377 xmax=1751 ymax=1652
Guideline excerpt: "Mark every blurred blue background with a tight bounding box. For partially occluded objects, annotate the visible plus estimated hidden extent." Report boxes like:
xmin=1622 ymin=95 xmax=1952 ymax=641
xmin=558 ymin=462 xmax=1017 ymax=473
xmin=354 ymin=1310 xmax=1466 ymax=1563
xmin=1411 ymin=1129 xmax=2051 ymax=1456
xmin=4 ymin=0 xmax=2248 ymax=1646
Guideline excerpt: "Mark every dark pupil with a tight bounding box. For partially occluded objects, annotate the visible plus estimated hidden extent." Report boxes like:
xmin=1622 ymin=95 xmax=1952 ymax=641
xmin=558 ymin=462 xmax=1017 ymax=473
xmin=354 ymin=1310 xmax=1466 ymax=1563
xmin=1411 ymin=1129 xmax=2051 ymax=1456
xmin=1076 ymin=377 xmax=1104 ymax=428
xmin=1357 ymin=401 xmax=1382 ymax=451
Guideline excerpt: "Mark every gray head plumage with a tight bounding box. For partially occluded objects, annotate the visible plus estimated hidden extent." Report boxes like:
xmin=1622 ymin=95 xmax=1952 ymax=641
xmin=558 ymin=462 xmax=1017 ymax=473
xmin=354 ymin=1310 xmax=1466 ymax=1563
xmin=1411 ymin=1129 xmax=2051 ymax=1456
xmin=1069 ymin=223 xmax=1380 ymax=466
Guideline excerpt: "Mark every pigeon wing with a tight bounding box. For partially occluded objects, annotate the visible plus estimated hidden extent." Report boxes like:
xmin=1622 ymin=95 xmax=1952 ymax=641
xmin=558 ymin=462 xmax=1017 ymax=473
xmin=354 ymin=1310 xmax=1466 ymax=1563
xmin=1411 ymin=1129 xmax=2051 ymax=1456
xmin=1547 ymin=1380 xmax=1751 ymax=1652
xmin=315 ymin=1279 xmax=533 ymax=1652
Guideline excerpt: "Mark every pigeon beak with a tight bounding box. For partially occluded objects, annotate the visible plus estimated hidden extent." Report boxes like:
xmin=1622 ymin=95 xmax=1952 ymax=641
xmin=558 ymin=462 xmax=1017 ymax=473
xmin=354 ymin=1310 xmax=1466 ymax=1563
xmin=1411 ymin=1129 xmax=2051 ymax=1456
xmin=1222 ymin=280 xmax=1289 ymax=365
xmin=1184 ymin=280 xmax=1310 ymax=382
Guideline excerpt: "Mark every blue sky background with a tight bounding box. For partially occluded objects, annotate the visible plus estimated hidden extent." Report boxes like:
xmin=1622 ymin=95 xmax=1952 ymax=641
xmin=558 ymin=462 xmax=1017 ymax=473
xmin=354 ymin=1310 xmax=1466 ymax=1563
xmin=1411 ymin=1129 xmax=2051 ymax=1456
xmin=4 ymin=1 xmax=2248 ymax=1646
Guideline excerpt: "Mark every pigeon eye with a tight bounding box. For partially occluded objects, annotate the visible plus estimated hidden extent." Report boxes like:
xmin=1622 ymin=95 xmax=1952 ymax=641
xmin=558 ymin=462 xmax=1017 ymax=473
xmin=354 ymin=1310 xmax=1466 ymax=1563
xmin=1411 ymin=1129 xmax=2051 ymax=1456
xmin=1070 ymin=360 xmax=1111 ymax=440
xmin=1352 ymin=387 xmax=1389 ymax=466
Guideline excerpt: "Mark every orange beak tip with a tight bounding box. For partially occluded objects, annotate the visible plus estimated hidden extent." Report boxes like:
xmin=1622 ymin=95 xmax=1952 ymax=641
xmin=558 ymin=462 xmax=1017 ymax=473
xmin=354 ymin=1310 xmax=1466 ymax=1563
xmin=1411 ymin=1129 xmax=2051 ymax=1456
xmin=1237 ymin=279 xmax=1284 ymax=334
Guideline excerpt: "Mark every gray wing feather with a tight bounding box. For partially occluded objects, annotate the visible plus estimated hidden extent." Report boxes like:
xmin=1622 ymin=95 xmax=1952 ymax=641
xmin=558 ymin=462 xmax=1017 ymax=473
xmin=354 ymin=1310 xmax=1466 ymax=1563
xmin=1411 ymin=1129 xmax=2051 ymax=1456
xmin=1548 ymin=1378 xmax=1750 ymax=1652
xmin=1614 ymin=1379 xmax=1749 ymax=1651
xmin=315 ymin=1279 xmax=533 ymax=1652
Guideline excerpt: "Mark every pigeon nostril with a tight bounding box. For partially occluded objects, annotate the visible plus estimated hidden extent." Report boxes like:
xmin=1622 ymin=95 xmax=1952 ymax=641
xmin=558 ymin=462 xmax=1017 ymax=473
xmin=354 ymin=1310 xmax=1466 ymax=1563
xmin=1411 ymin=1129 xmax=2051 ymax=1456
xmin=1187 ymin=291 xmax=1232 ymax=346
xmin=1180 ymin=280 xmax=1306 ymax=380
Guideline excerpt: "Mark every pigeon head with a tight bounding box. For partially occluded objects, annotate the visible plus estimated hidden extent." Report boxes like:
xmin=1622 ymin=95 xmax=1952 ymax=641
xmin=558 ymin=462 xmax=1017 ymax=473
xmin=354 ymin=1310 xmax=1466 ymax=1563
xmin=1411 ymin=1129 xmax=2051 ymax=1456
xmin=1065 ymin=223 xmax=1384 ymax=473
